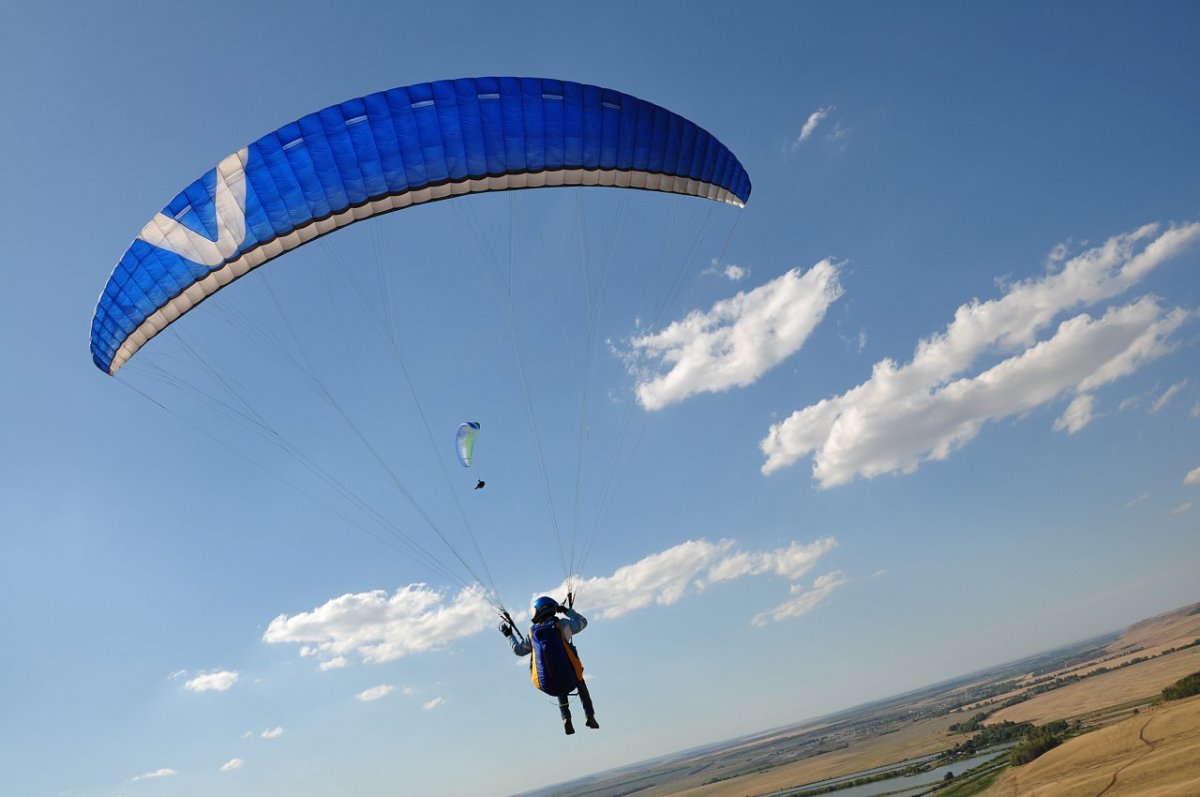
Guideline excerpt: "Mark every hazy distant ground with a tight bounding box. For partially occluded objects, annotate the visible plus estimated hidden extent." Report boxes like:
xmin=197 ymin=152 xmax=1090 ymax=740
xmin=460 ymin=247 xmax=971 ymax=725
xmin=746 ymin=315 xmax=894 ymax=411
xmin=519 ymin=602 xmax=1200 ymax=797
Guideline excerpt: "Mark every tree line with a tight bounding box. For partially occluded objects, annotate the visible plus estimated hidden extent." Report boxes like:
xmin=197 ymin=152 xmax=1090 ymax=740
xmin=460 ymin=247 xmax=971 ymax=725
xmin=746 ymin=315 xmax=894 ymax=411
xmin=1161 ymin=671 xmax=1200 ymax=701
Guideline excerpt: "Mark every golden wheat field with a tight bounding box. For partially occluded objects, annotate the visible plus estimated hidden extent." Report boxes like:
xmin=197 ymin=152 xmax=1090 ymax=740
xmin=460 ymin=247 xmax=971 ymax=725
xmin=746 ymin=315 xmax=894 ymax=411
xmin=989 ymin=644 xmax=1200 ymax=726
xmin=981 ymin=695 xmax=1200 ymax=797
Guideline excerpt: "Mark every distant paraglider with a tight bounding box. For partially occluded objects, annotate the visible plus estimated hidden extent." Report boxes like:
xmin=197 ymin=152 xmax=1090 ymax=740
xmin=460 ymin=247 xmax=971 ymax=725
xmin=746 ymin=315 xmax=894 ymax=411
xmin=455 ymin=421 xmax=479 ymax=466
xmin=456 ymin=421 xmax=484 ymax=490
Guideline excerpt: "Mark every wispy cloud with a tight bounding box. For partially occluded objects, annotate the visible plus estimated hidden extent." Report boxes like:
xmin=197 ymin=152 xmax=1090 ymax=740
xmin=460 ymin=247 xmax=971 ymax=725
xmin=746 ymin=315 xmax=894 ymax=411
xmin=1053 ymin=393 xmax=1097 ymax=434
xmin=1125 ymin=493 xmax=1150 ymax=508
xmin=626 ymin=261 xmax=843 ymax=410
xmin=752 ymin=571 xmax=848 ymax=626
xmin=423 ymin=697 xmax=446 ymax=710
xmin=264 ymin=585 xmax=494 ymax=666
xmin=1173 ymin=502 xmax=1193 ymax=515
xmin=184 ymin=670 xmax=238 ymax=693
xmin=1045 ymin=241 xmax=1071 ymax=268
xmin=761 ymin=222 xmax=1200 ymax=486
xmin=1118 ymin=394 xmax=1142 ymax=411
xmin=261 ymin=726 xmax=284 ymax=739
xmin=318 ymin=656 xmax=347 ymax=671
xmin=702 ymin=260 xmax=750 ymax=282
xmin=792 ymin=106 xmax=834 ymax=148
xmin=131 ymin=769 xmax=176 ymax=781
xmin=220 ymin=759 xmax=243 ymax=772
xmin=1150 ymin=380 xmax=1188 ymax=414
xmin=1185 ymin=467 xmax=1200 ymax=486
xmin=356 ymin=684 xmax=395 ymax=702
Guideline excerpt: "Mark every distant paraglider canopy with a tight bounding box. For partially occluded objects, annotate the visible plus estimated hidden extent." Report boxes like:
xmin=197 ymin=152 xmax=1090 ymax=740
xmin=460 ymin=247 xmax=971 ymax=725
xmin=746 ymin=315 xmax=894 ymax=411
xmin=90 ymin=76 xmax=751 ymax=618
xmin=456 ymin=421 xmax=481 ymax=468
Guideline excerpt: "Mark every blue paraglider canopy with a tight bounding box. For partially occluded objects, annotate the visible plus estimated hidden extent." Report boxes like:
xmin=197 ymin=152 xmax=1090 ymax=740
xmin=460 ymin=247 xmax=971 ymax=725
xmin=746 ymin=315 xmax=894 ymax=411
xmin=90 ymin=76 xmax=752 ymax=376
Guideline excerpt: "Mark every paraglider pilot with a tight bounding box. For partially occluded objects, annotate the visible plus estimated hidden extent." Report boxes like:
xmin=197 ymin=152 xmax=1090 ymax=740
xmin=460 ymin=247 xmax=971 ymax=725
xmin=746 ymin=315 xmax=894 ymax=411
xmin=500 ymin=595 xmax=598 ymax=735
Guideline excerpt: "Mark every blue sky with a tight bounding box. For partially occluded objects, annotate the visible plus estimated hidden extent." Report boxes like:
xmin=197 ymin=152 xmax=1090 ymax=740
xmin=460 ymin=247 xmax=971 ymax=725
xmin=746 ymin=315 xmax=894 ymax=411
xmin=2 ymin=2 xmax=1198 ymax=796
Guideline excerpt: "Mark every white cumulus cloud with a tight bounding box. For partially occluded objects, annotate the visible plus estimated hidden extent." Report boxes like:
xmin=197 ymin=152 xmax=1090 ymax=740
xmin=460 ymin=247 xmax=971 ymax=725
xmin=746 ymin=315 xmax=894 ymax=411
xmin=318 ymin=656 xmax=347 ymax=671
xmin=423 ymin=697 xmax=446 ymax=710
xmin=220 ymin=758 xmax=243 ymax=772
xmin=356 ymin=684 xmax=395 ymax=702
xmin=266 ymin=539 xmax=842 ymax=659
xmin=1185 ymin=467 xmax=1200 ymax=485
xmin=761 ymin=222 xmax=1200 ymax=486
xmin=545 ymin=537 xmax=841 ymax=625
xmin=131 ymin=769 xmax=176 ymax=781
xmin=261 ymin=726 xmax=284 ymax=739
xmin=627 ymin=261 xmax=843 ymax=411
xmin=702 ymin=538 xmax=838 ymax=584
xmin=184 ymin=670 xmax=238 ymax=693
xmin=264 ymin=584 xmax=494 ymax=665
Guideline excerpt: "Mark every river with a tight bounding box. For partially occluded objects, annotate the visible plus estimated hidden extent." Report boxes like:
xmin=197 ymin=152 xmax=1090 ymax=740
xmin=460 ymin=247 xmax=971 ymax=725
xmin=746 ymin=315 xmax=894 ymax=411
xmin=758 ymin=747 xmax=1009 ymax=797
